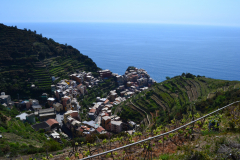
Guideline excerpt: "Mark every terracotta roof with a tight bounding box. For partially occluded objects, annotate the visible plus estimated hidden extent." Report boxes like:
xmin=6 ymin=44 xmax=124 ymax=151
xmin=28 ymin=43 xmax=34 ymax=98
xmin=79 ymin=128 xmax=84 ymax=132
xmin=81 ymin=126 xmax=87 ymax=129
xmin=89 ymin=109 xmax=96 ymax=113
xmin=46 ymin=119 xmax=59 ymax=127
xmin=96 ymin=127 xmax=105 ymax=133
xmin=104 ymin=99 xmax=109 ymax=104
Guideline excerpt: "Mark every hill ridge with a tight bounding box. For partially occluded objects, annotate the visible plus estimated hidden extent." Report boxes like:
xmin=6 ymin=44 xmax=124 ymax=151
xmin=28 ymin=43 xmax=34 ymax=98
xmin=118 ymin=74 xmax=240 ymax=125
xmin=0 ymin=23 xmax=99 ymax=99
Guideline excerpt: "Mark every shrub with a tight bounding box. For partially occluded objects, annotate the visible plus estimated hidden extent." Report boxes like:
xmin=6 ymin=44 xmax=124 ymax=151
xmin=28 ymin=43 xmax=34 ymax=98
xmin=74 ymin=137 xmax=86 ymax=144
xmin=166 ymin=76 xmax=170 ymax=80
xmin=98 ymin=134 xmax=108 ymax=139
xmin=0 ymin=126 xmax=7 ymax=132
xmin=159 ymin=154 xmax=170 ymax=160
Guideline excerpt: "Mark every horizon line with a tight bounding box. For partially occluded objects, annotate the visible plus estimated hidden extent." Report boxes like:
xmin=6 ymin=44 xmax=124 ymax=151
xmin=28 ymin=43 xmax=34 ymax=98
xmin=2 ymin=21 xmax=240 ymax=28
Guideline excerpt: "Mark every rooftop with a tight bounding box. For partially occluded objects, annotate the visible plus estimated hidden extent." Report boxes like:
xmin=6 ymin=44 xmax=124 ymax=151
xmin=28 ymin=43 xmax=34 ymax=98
xmin=46 ymin=119 xmax=59 ymax=127
xmin=39 ymin=113 xmax=56 ymax=117
xmin=32 ymin=105 xmax=42 ymax=109
xmin=102 ymin=116 xmax=111 ymax=121
xmin=89 ymin=109 xmax=96 ymax=113
xmin=0 ymin=95 xmax=9 ymax=99
xmin=82 ymin=120 xmax=99 ymax=128
xmin=38 ymin=108 xmax=55 ymax=114
xmin=16 ymin=113 xmax=29 ymax=120
xmin=47 ymin=98 xmax=55 ymax=101
xmin=71 ymin=120 xmax=81 ymax=126
xmin=111 ymin=121 xmax=122 ymax=126
xmin=104 ymin=99 xmax=109 ymax=104
xmin=96 ymin=126 xmax=105 ymax=133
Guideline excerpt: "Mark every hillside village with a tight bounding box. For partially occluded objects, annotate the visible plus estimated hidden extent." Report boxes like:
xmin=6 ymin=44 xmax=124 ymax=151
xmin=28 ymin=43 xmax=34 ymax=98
xmin=1 ymin=24 xmax=240 ymax=159
xmin=0 ymin=67 xmax=155 ymax=143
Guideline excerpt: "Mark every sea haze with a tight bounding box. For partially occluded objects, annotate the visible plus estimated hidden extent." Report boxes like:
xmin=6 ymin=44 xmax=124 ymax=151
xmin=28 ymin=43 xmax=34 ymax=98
xmin=6 ymin=22 xmax=240 ymax=82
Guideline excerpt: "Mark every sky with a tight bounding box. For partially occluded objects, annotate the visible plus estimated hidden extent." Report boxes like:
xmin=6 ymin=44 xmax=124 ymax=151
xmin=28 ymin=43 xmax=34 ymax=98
xmin=1 ymin=0 xmax=240 ymax=26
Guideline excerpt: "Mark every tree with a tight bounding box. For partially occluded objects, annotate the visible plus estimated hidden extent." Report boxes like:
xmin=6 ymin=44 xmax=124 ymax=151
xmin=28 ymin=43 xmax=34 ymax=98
xmin=166 ymin=76 xmax=170 ymax=80
xmin=185 ymin=73 xmax=195 ymax=79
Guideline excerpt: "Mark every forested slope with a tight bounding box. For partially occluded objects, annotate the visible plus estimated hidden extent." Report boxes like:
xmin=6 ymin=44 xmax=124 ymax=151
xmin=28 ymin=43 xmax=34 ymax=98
xmin=0 ymin=24 xmax=99 ymax=99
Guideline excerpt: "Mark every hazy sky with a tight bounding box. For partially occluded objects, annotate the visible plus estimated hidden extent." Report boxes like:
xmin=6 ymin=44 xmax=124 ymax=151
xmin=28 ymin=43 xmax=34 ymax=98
xmin=1 ymin=0 xmax=240 ymax=26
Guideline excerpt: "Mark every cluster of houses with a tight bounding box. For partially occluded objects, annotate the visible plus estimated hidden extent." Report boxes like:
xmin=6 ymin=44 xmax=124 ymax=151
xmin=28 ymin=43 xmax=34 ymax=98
xmin=14 ymin=95 xmax=59 ymax=122
xmin=50 ymin=69 xmax=141 ymax=136
xmin=82 ymin=68 xmax=156 ymax=135
xmin=86 ymin=96 xmax=126 ymax=134
xmin=63 ymin=109 xmax=107 ymax=136
xmin=50 ymin=70 xmax=103 ymax=112
xmin=1 ymin=67 xmax=154 ymax=142
xmin=15 ymin=106 xmax=65 ymax=142
xmin=115 ymin=68 xmax=155 ymax=98
xmin=0 ymin=92 xmax=13 ymax=107
xmin=65 ymin=68 xmax=155 ymax=136
xmin=63 ymin=101 xmax=137 ymax=136
xmin=61 ymin=99 xmax=130 ymax=136
xmin=50 ymin=70 xmax=127 ymax=136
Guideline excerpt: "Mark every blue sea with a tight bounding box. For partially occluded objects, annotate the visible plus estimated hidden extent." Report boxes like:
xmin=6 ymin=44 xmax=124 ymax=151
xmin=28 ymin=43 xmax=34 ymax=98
xmin=4 ymin=22 xmax=240 ymax=82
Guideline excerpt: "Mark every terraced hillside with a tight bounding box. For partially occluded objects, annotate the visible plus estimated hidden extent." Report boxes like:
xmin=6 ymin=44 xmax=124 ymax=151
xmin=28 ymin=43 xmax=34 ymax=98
xmin=0 ymin=24 xmax=99 ymax=99
xmin=119 ymin=74 xmax=240 ymax=125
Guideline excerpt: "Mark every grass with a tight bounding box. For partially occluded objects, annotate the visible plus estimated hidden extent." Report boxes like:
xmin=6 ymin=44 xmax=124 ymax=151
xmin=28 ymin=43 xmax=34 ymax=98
xmin=159 ymin=153 xmax=172 ymax=160
xmin=201 ymin=130 xmax=220 ymax=136
xmin=2 ymin=132 xmax=44 ymax=148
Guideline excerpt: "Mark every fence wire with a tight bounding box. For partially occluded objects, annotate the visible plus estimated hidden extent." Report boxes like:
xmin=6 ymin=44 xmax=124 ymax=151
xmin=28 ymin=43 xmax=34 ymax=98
xmin=80 ymin=101 xmax=240 ymax=160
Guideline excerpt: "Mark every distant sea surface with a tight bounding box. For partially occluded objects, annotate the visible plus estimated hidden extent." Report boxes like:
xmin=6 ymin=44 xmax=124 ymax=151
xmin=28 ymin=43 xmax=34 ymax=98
xmin=5 ymin=22 xmax=240 ymax=82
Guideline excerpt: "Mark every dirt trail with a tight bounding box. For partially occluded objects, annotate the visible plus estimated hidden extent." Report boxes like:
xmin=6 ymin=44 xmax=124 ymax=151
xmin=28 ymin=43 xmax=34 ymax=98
xmin=130 ymin=100 xmax=150 ymax=129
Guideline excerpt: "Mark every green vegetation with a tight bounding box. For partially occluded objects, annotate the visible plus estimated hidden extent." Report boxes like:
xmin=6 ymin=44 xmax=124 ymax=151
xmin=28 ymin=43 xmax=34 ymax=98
xmin=1 ymin=24 xmax=240 ymax=159
xmin=0 ymin=105 xmax=69 ymax=157
xmin=153 ymin=114 xmax=240 ymax=160
xmin=60 ymin=100 xmax=240 ymax=160
xmin=0 ymin=24 xmax=99 ymax=99
xmin=119 ymin=73 xmax=240 ymax=125
xmin=126 ymin=66 xmax=136 ymax=71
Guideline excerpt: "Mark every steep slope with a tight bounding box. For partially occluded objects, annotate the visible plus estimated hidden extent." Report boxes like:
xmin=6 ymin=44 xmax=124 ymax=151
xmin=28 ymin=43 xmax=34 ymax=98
xmin=0 ymin=104 xmax=68 ymax=157
xmin=118 ymin=74 xmax=240 ymax=125
xmin=0 ymin=24 xmax=99 ymax=99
